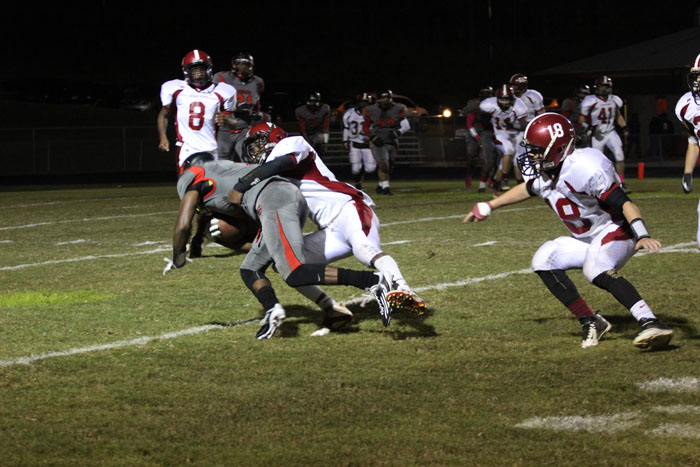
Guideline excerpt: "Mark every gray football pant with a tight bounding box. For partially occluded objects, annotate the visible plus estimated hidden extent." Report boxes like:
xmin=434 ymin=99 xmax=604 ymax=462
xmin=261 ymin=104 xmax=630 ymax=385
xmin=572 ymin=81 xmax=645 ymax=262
xmin=369 ymin=142 xmax=397 ymax=173
xmin=240 ymin=181 xmax=309 ymax=279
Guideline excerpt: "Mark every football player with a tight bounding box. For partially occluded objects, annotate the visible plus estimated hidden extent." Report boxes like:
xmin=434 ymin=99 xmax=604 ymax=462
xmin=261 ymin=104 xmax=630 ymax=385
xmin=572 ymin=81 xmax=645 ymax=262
xmin=578 ymin=75 xmax=630 ymax=193
xmin=463 ymin=86 xmax=497 ymax=192
xmin=464 ymin=112 xmax=673 ymax=350
xmin=164 ymin=153 xmax=397 ymax=338
xmin=479 ymin=84 xmax=528 ymax=192
xmin=295 ymin=92 xmax=330 ymax=157
xmin=227 ymin=122 xmax=425 ymax=317
xmin=157 ymin=49 xmax=237 ymax=258
xmin=674 ymin=52 xmax=700 ymax=250
xmin=509 ymin=74 xmax=545 ymax=184
xmin=362 ymin=89 xmax=411 ymax=196
xmin=560 ymin=85 xmax=592 ymax=147
xmin=213 ymin=53 xmax=267 ymax=161
xmin=342 ymin=93 xmax=376 ymax=190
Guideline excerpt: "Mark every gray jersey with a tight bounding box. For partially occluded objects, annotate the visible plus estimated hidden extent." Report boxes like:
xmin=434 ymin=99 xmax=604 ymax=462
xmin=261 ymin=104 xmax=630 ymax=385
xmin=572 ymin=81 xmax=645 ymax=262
xmin=362 ymin=102 xmax=408 ymax=144
xmin=176 ymin=159 xmax=282 ymax=220
xmin=213 ymin=71 xmax=265 ymax=110
xmin=295 ymin=104 xmax=331 ymax=136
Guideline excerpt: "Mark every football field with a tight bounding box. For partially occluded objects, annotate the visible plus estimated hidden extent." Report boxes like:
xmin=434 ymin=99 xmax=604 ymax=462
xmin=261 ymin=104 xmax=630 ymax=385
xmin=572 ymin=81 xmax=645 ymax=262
xmin=1 ymin=178 xmax=699 ymax=465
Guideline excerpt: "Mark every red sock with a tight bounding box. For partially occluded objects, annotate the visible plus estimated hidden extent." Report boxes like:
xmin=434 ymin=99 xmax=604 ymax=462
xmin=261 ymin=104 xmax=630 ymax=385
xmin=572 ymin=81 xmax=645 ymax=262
xmin=568 ymin=297 xmax=594 ymax=319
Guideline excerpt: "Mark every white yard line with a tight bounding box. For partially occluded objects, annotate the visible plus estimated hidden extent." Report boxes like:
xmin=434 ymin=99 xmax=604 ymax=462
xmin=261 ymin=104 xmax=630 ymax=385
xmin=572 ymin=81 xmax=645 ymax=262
xmin=515 ymin=412 xmax=642 ymax=433
xmin=0 ymin=211 xmax=177 ymax=231
xmin=381 ymin=206 xmax=547 ymax=227
xmin=0 ymin=325 xmax=221 ymax=368
xmin=0 ymin=247 xmax=170 ymax=271
xmin=0 ymin=196 xmax=163 ymax=210
xmin=637 ymin=377 xmax=700 ymax=393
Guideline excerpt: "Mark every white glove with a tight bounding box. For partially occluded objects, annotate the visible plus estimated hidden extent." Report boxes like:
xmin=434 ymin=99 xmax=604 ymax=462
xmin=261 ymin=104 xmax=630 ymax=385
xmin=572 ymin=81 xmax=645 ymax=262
xmin=322 ymin=133 xmax=329 ymax=144
xmin=209 ymin=218 xmax=221 ymax=238
xmin=163 ymin=257 xmax=191 ymax=276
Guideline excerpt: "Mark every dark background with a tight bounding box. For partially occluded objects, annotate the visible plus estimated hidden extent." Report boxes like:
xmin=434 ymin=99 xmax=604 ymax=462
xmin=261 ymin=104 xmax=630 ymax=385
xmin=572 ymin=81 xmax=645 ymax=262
xmin=2 ymin=1 xmax=700 ymax=118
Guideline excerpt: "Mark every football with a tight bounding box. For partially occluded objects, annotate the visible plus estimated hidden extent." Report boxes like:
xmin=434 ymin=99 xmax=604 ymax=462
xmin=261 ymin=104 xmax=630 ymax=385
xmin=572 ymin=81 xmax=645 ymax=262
xmin=208 ymin=215 xmax=258 ymax=251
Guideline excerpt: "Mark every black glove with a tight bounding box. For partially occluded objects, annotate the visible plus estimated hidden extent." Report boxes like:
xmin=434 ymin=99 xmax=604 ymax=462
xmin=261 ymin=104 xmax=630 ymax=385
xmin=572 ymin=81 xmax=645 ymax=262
xmin=682 ymin=173 xmax=693 ymax=193
xmin=370 ymin=135 xmax=384 ymax=147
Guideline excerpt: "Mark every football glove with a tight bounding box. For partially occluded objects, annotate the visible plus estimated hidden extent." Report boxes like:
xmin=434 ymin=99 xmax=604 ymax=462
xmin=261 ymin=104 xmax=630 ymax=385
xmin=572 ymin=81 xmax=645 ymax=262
xmin=209 ymin=218 xmax=222 ymax=238
xmin=682 ymin=173 xmax=693 ymax=193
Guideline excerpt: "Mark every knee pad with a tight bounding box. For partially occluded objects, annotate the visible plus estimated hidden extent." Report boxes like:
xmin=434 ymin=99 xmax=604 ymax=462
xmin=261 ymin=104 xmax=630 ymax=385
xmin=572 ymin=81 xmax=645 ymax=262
xmin=285 ymin=263 xmax=326 ymax=287
xmin=240 ymin=268 xmax=267 ymax=292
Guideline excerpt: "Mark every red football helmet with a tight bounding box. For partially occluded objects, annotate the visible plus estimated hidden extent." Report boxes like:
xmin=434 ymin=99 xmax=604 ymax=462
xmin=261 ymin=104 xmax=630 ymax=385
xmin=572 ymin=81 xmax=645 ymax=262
xmin=243 ymin=122 xmax=287 ymax=163
xmin=594 ymin=75 xmax=613 ymax=97
xmin=518 ymin=112 xmax=575 ymax=177
xmin=182 ymin=50 xmax=214 ymax=89
xmin=496 ymin=84 xmax=515 ymax=111
xmin=687 ymin=53 xmax=700 ymax=99
xmin=509 ymin=73 xmax=528 ymax=96
xmin=356 ymin=92 xmax=371 ymax=109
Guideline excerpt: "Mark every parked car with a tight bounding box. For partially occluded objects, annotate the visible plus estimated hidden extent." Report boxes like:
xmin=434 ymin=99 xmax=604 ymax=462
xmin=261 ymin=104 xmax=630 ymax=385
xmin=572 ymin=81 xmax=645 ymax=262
xmin=332 ymin=93 xmax=429 ymax=121
xmin=544 ymin=96 xmax=560 ymax=112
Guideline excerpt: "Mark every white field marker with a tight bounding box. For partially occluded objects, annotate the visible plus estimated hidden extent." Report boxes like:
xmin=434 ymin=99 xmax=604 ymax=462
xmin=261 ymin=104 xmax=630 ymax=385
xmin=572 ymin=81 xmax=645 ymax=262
xmin=515 ymin=412 xmax=642 ymax=433
xmin=637 ymin=377 xmax=700 ymax=393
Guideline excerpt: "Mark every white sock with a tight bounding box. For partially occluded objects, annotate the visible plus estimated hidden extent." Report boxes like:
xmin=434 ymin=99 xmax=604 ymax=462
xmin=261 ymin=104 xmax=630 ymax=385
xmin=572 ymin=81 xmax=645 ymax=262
xmin=373 ymin=255 xmax=405 ymax=289
xmin=630 ymin=300 xmax=656 ymax=321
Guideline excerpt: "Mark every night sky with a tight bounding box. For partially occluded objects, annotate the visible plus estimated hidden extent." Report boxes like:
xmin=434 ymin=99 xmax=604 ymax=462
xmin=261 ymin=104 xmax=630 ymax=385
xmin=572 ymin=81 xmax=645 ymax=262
xmin=2 ymin=1 xmax=699 ymax=112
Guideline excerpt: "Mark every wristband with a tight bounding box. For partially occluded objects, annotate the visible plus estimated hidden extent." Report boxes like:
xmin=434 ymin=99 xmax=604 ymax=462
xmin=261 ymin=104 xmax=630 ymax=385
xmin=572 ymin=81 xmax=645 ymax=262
xmin=629 ymin=218 xmax=650 ymax=242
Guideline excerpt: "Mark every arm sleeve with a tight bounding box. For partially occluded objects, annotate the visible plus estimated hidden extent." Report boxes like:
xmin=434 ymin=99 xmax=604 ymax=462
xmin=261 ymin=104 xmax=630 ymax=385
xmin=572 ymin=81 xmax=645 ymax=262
xmin=599 ymin=185 xmax=630 ymax=212
xmin=233 ymin=156 xmax=296 ymax=193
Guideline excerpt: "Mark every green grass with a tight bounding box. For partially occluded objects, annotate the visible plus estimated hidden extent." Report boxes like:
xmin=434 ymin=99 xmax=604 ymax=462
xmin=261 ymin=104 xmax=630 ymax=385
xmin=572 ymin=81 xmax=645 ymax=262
xmin=0 ymin=178 xmax=699 ymax=466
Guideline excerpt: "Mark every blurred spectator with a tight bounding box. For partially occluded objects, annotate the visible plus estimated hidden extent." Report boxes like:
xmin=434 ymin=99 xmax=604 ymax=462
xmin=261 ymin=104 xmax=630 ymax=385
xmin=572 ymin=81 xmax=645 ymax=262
xmin=649 ymin=112 xmax=674 ymax=158
xmin=295 ymin=92 xmax=330 ymax=157
xmin=626 ymin=112 xmax=641 ymax=158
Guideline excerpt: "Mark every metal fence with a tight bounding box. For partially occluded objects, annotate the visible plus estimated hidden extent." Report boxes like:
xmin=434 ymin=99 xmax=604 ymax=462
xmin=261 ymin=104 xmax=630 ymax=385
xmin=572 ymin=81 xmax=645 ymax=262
xmin=0 ymin=119 xmax=687 ymax=178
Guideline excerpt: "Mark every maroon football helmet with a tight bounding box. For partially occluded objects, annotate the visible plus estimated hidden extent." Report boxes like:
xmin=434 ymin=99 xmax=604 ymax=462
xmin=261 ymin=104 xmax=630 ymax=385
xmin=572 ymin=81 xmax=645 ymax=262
xmin=182 ymin=50 xmax=214 ymax=90
xmin=518 ymin=112 xmax=576 ymax=177
xmin=243 ymin=122 xmax=287 ymax=163
xmin=688 ymin=53 xmax=700 ymax=100
xmin=509 ymin=73 xmax=528 ymax=96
